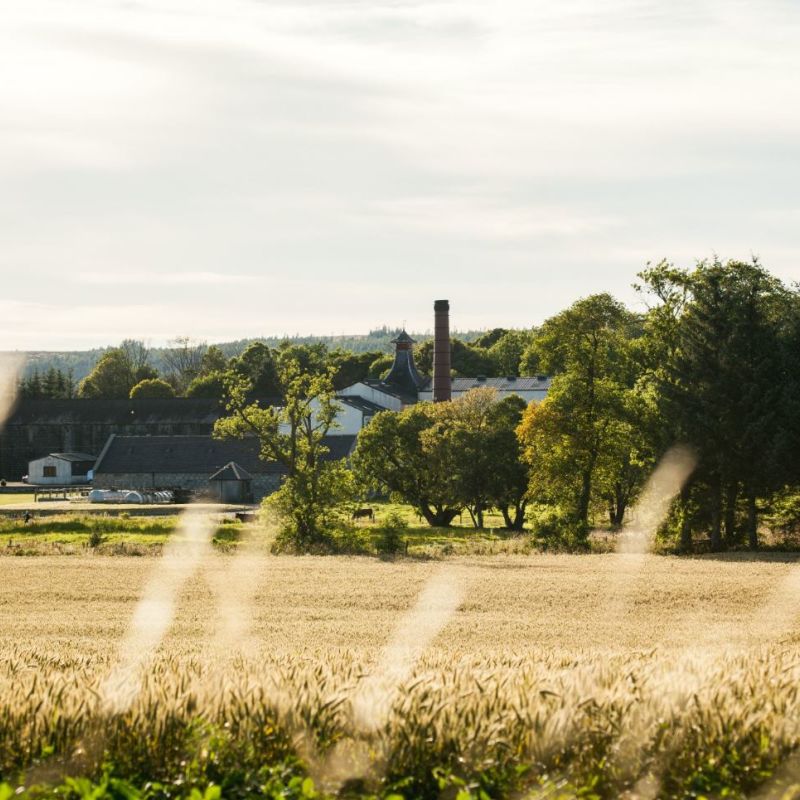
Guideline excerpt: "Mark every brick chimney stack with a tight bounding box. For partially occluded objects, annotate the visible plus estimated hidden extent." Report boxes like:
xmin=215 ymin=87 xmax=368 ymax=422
xmin=432 ymin=299 xmax=451 ymax=402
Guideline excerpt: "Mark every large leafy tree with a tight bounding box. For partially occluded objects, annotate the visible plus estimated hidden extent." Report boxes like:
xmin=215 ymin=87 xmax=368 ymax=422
xmin=229 ymin=342 xmax=282 ymax=398
xmin=354 ymin=389 xmax=530 ymax=529
xmin=488 ymin=330 xmax=536 ymax=377
xmin=480 ymin=394 xmax=530 ymax=530
xmin=353 ymin=403 xmax=463 ymax=527
xmin=129 ymin=378 xmax=176 ymax=400
xmin=442 ymin=388 xmax=499 ymax=528
xmin=415 ymin=338 xmax=496 ymax=377
xmin=517 ymin=294 xmax=643 ymax=536
xmin=200 ymin=345 xmax=228 ymax=375
xmin=440 ymin=389 xmax=531 ymax=529
xmin=637 ymin=259 xmax=792 ymax=550
xmin=185 ymin=371 xmax=228 ymax=400
xmin=329 ymin=348 xmax=385 ymax=390
xmin=183 ymin=345 xmax=233 ymax=400
xmin=214 ymin=355 xmax=352 ymax=549
xmin=162 ymin=337 xmax=208 ymax=393
xmin=77 ymin=340 xmax=158 ymax=399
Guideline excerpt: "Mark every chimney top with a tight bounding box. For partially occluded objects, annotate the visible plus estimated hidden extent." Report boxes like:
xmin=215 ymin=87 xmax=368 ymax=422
xmin=433 ymin=299 xmax=452 ymax=402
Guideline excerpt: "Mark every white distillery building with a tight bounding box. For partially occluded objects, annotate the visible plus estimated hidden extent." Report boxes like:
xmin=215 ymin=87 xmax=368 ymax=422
xmin=26 ymin=452 xmax=96 ymax=486
xmin=416 ymin=375 xmax=550 ymax=404
xmin=338 ymin=304 xmax=552 ymax=418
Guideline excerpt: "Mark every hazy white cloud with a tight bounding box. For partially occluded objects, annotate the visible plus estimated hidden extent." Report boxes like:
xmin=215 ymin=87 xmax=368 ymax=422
xmin=1 ymin=0 xmax=800 ymax=348
xmin=76 ymin=271 xmax=259 ymax=287
xmin=359 ymin=197 xmax=622 ymax=241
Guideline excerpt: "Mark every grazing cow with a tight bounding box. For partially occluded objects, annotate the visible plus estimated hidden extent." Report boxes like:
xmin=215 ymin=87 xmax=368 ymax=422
xmin=352 ymin=507 xmax=375 ymax=523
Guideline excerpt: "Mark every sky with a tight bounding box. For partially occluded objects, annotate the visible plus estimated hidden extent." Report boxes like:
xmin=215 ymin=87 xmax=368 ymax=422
xmin=2 ymin=0 xmax=800 ymax=350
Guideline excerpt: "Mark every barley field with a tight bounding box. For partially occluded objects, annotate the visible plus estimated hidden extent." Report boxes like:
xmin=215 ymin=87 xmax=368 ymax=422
xmin=3 ymin=549 xmax=800 ymax=798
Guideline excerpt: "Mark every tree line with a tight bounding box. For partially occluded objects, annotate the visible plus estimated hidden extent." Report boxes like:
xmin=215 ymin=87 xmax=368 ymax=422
xmin=51 ymin=327 xmax=540 ymax=402
xmin=18 ymin=258 xmax=800 ymax=553
xmin=216 ymin=258 xmax=800 ymax=554
xmin=18 ymin=367 xmax=76 ymax=400
xmin=14 ymin=327 xmax=496 ymax=395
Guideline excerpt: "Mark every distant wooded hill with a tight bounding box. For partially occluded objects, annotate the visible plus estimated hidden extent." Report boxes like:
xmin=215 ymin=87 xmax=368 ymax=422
xmin=8 ymin=328 xmax=487 ymax=381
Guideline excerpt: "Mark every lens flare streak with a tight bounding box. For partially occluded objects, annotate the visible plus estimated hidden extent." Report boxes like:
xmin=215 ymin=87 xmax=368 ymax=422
xmin=99 ymin=508 xmax=214 ymax=713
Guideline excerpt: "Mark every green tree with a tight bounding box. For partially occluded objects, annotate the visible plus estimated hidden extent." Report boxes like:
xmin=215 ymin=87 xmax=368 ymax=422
xmin=415 ymin=337 xmax=496 ymax=377
xmin=517 ymin=294 xmax=642 ymax=537
xmin=78 ymin=341 xmax=157 ymax=399
xmin=19 ymin=367 xmax=75 ymax=400
xmin=367 ymin=354 xmax=394 ymax=379
xmin=18 ymin=370 xmax=43 ymax=399
xmin=483 ymin=395 xmax=531 ymax=530
xmin=355 ymin=389 xmax=531 ymax=530
xmin=276 ymin=341 xmax=329 ymax=377
xmin=442 ymin=389 xmax=531 ymax=529
xmin=441 ymin=388 xmax=498 ymax=528
xmin=329 ymin=348 xmax=385 ymax=390
xmin=637 ymin=259 xmax=791 ymax=550
xmin=130 ymin=378 xmax=176 ymax=399
xmin=185 ymin=371 xmax=228 ymax=400
xmin=519 ymin=340 xmax=541 ymax=376
xmin=489 ymin=330 xmax=536 ymax=376
xmin=353 ymin=403 xmax=463 ymax=527
xmin=200 ymin=345 xmax=228 ymax=375
xmin=229 ymin=342 xmax=282 ymax=398
xmin=162 ymin=337 xmax=207 ymax=393
xmin=183 ymin=345 xmax=232 ymax=401
xmin=214 ymin=356 xmax=352 ymax=549
xmin=473 ymin=328 xmax=509 ymax=348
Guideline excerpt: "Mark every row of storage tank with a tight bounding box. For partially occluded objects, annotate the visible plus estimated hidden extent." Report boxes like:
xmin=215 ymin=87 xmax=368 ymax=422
xmin=87 ymin=489 xmax=174 ymax=505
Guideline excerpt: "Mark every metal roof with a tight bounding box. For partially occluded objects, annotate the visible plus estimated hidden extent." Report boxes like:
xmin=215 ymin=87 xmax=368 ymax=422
xmin=48 ymin=452 xmax=96 ymax=462
xmin=360 ymin=379 xmax=419 ymax=404
xmin=208 ymin=461 xmax=254 ymax=482
xmin=418 ymin=376 xmax=552 ymax=392
xmin=337 ymin=396 xmax=388 ymax=415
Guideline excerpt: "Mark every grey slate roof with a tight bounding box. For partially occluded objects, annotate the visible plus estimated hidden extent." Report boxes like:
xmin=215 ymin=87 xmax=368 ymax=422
xmin=418 ymin=376 xmax=552 ymax=392
xmin=337 ymin=396 xmax=387 ymax=415
xmin=49 ymin=452 xmax=96 ymax=462
xmin=6 ymin=397 xmax=284 ymax=426
xmin=359 ymin=379 xmax=418 ymax=404
xmin=6 ymin=398 xmax=228 ymax=425
xmin=208 ymin=462 xmax=253 ymax=482
xmin=95 ymin=434 xmax=357 ymax=476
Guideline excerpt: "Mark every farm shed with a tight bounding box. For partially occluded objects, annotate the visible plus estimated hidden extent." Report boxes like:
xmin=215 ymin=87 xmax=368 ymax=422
xmin=26 ymin=452 xmax=96 ymax=486
xmin=93 ymin=434 xmax=357 ymax=502
xmin=208 ymin=462 xmax=253 ymax=503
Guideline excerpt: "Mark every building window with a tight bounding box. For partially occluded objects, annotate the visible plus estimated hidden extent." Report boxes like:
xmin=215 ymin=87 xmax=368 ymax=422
xmin=43 ymin=466 xmax=57 ymax=478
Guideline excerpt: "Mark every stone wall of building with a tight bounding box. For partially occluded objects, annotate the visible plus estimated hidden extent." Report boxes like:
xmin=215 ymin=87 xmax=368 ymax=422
xmin=92 ymin=472 xmax=282 ymax=501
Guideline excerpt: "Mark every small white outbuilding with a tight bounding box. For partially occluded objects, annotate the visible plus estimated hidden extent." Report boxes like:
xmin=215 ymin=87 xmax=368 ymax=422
xmin=26 ymin=452 xmax=96 ymax=486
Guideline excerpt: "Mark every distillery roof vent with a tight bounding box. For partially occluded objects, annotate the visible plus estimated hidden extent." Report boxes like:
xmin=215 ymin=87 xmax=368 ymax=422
xmin=383 ymin=329 xmax=425 ymax=398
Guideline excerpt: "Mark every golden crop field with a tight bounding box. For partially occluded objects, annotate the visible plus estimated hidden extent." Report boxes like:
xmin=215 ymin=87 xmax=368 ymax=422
xmin=3 ymin=550 xmax=800 ymax=798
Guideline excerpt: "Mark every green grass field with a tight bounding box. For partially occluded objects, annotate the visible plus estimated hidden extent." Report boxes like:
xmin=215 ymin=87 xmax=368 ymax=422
xmin=0 ymin=514 xmax=245 ymax=555
xmin=0 ymin=503 xmax=535 ymax=557
xmin=0 ymin=493 xmax=35 ymax=505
